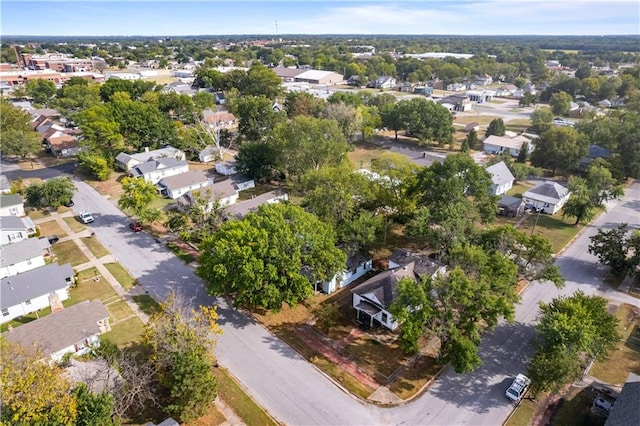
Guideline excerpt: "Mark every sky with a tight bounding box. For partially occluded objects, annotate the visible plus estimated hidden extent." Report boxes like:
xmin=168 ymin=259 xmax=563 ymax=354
xmin=1 ymin=1 xmax=639 ymax=37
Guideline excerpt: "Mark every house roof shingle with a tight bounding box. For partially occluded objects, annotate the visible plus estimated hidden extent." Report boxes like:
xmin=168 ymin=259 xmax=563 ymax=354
xmin=604 ymin=372 xmax=640 ymax=426
xmin=351 ymin=263 xmax=415 ymax=309
xmin=1 ymin=216 xmax=26 ymax=230
xmin=130 ymin=158 xmax=187 ymax=177
xmin=523 ymin=182 xmax=569 ymax=204
xmin=4 ymin=301 xmax=109 ymax=356
xmin=225 ymin=190 xmax=288 ymax=219
xmin=0 ymin=263 xmax=74 ymax=309
xmin=159 ymin=170 xmax=209 ymax=191
xmin=0 ymin=194 xmax=23 ymax=208
xmin=486 ymin=161 xmax=515 ymax=187
xmin=483 ymin=135 xmax=530 ymax=150
xmin=0 ymin=238 xmax=43 ymax=267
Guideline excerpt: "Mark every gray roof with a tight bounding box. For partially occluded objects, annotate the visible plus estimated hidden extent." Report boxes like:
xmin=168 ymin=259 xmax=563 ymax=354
xmin=117 ymin=146 xmax=183 ymax=166
xmin=1 ymin=216 xmax=26 ymax=231
xmin=523 ymin=182 xmax=569 ymax=204
xmin=0 ymin=263 xmax=74 ymax=309
xmin=351 ymin=263 xmax=415 ymax=309
xmin=388 ymin=248 xmax=444 ymax=279
xmin=3 ymin=301 xmax=109 ymax=356
xmin=486 ymin=161 xmax=515 ymax=187
xmin=0 ymin=194 xmax=23 ymax=208
xmin=225 ymin=190 xmax=288 ymax=219
xmin=1 ymin=238 xmax=43 ymax=267
xmin=130 ymin=158 xmax=187 ymax=177
xmin=499 ymin=195 xmax=525 ymax=209
xmin=0 ymin=176 xmax=11 ymax=192
xmin=159 ymin=170 xmax=210 ymax=191
xmin=605 ymin=372 xmax=640 ymax=426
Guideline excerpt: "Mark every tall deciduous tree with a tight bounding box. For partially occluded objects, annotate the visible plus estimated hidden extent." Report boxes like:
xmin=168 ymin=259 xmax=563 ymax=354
xmin=75 ymin=104 xmax=125 ymax=158
xmin=0 ymin=343 xmax=78 ymax=425
xmin=25 ymin=176 xmax=75 ymax=208
xmin=25 ymin=78 xmax=57 ymax=105
xmin=0 ymin=100 xmax=43 ymax=164
xmin=549 ymin=91 xmax=573 ymax=115
xmin=589 ymin=223 xmax=640 ymax=277
xmin=235 ymin=95 xmax=284 ymax=142
xmin=530 ymin=126 xmax=587 ymax=175
xmin=235 ymin=141 xmax=279 ymax=182
xmin=528 ymin=292 xmax=619 ymax=395
xmin=485 ymin=118 xmax=506 ymax=137
xmin=401 ymin=97 xmax=454 ymax=146
xmin=118 ymin=177 xmax=161 ymax=224
xmin=530 ymin=106 xmax=554 ymax=134
xmin=284 ymin=91 xmax=325 ymax=118
xmin=198 ymin=203 xmax=346 ymax=310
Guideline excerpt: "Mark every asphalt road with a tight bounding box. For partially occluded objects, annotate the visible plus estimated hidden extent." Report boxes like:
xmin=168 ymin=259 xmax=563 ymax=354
xmin=70 ymin=175 xmax=639 ymax=426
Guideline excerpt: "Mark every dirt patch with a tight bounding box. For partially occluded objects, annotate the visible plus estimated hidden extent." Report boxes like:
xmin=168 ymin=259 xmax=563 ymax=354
xmin=75 ymin=169 xmax=126 ymax=200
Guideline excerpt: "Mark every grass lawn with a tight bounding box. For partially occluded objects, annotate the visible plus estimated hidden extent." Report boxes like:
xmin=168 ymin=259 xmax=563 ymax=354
xmin=455 ymin=115 xmax=496 ymax=125
xmin=149 ymin=197 xmax=177 ymax=211
xmin=69 ymin=270 xmax=118 ymax=304
xmin=166 ymin=241 xmax=196 ymax=264
xmin=505 ymin=398 xmax=537 ymax=426
xmin=186 ymin=404 xmax=227 ymax=426
xmin=347 ymin=145 xmax=387 ymax=169
xmin=212 ymin=367 xmax=277 ymax=426
xmin=551 ymin=386 xmax=605 ymax=426
xmin=311 ymin=354 xmax=375 ymax=399
xmin=52 ymin=240 xmax=89 ymax=266
xmin=505 ymin=118 xmax=532 ymax=133
xmin=507 ymin=181 xmax=536 ymax=198
xmin=104 ymin=262 xmax=136 ymax=290
xmin=63 ymin=216 xmax=87 ymax=233
xmin=132 ymin=294 xmax=162 ymax=317
xmin=102 ymin=316 xmax=145 ymax=348
xmin=81 ymin=236 xmax=109 ymax=258
xmin=106 ymin=299 xmax=136 ymax=323
xmin=387 ymin=355 xmax=443 ymax=400
xmin=236 ymin=184 xmax=280 ymax=202
xmin=516 ymin=213 xmax=583 ymax=253
xmin=28 ymin=208 xmax=52 ymax=220
xmin=489 ymin=99 xmax=508 ymax=104
xmin=590 ymin=304 xmax=640 ymax=385
xmin=38 ymin=220 xmax=67 ymax=238
xmin=345 ymin=337 xmax=408 ymax=378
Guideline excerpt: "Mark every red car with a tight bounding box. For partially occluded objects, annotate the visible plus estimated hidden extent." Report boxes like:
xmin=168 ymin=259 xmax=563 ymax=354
xmin=129 ymin=222 xmax=143 ymax=232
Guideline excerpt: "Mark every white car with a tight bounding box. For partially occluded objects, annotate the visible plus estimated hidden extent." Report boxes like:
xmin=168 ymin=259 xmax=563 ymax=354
xmin=505 ymin=374 xmax=531 ymax=402
xmin=78 ymin=211 xmax=95 ymax=224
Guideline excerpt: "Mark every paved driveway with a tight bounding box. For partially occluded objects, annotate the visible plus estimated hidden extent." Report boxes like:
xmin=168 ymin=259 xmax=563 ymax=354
xmin=73 ymin=175 xmax=640 ymax=426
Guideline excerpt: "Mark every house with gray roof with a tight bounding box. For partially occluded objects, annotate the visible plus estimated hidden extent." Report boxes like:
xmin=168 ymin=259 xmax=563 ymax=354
xmin=177 ymin=179 xmax=239 ymax=212
xmin=0 ymin=194 xmax=25 ymax=217
xmin=322 ymin=252 xmax=373 ymax=294
xmin=1 ymin=216 xmax=30 ymax=246
xmin=605 ymin=372 xmax=640 ymax=426
xmin=3 ymin=300 xmax=110 ymax=362
xmin=129 ymin=157 xmax=189 ymax=184
xmin=115 ymin=146 xmax=185 ymax=171
xmin=0 ymin=175 xmax=11 ymax=194
xmin=579 ymin=144 xmax=613 ymax=172
xmin=483 ymin=135 xmax=535 ymax=157
xmin=0 ymin=238 xmax=46 ymax=279
xmin=498 ymin=195 xmax=525 ymax=217
xmin=224 ymin=190 xmax=288 ymax=220
xmin=0 ymin=262 xmax=74 ymax=323
xmin=522 ymin=181 xmax=570 ymax=215
xmin=158 ymin=170 xmax=211 ymax=200
xmin=486 ymin=161 xmax=515 ymax=195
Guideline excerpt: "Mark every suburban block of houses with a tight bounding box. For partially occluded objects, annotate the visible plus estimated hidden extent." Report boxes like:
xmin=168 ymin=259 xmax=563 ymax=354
xmin=522 ymin=181 xmax=570 ymax=215
xmin=4 ymin=300 xmax=111 ymax=362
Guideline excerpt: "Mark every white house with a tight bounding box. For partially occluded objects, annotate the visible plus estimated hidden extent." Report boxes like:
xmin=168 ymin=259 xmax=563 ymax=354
xmin=177 ymin=179 xmax=238 ymax=211
xmin=198 ymin=147 xmax=218 ymax=163
xmin=224 ymin=190 xmax=289 ymax=220
xmin=230 ymin=174 xmax=255 ymax=192
xmin=0 ymin=194 xmax=25 ymax=217
xmin=486 ymin=161 xmax=515 ymax=195
xmin=158 ymin=170 xmax=211 ymax=200
xmin=0 ymin=238 xmax=46 ymax=279
xmin=1 ymin=216 xmax=29 ymax=246
xmin=522 ymin=182 xmax=570 ymax=215
xmin=483 ymin=135 xmax=535 ymax=157
xmin=0 ymin=175 xmax=11 ymax=194
xmin=322 ymin=253 xmax=373 ymax=294
xmin=0 ymin=262 xmax=74 ymax=323
xmin=215 ymin=160 xmax=238 ymax=176
xmin=129 ymin=158 xmax=189 ymax=184
xmin=368 ymin=76 xmax=396 ymax=89
xmin=115 ymin=146 xmax=186 ymax=171
xmin=4 ymin=300 xmax=110 ymax=362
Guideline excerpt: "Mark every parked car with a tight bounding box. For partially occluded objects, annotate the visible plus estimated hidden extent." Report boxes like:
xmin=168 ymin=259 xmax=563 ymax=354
xmin=63 ymin=199 xmax=74 ymax=207
xmin=78 ymin=211 xmax=94 ymax=224
xmin=129 ymin=222 xmax=143 ymax=232
xmin=45 ymin=235 xmax=59 ymax=245
xmin=505 ymin=374 xmax=531 ymax=402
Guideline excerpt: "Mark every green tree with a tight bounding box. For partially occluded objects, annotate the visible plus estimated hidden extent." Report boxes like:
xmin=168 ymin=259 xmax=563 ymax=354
xmin=55 ymin=81 xmax=101 ymax=114
xmin=465 ymin=129 xmax=479 ymax=150
xmin=0 ymin=343 xmax=78 ymax=425
xmin=380 ymin=102 xmax=404 ymax=141
xmin=370 ymin=152 xmax=420 ymax=219
xmin=530 ymin=106 xmax=554 ymax=134
xmin=75 ymin=104 xmax=125 ymax=158
xmin=528 ymin=292 xmax=620 ymax=395
xmin=143 ymin=293 xmax=221 ymax=423
xmin=118 ymin=177 xmax=161 ymax=224
xmin=549 ymin=91 xmax=573 ymax=115
xmin=78 ymin=152 xmax=112 ymax=181
xmin=235 ymin=141 xmax=279 ymax=182
xmin=25 ymin=78 xmax=57 ymax=105
xmin=99 ymin=79 xmax=157 ymax=101
xmin=0 ymin=100 xmax=43 ymax=164
xmin=192 ymin=91 xmax=215 ymax=112
xmin=401 ymin=97 xmax=454 ymax=146
xmin=198 ymin=203 xmax=346 ymax=310
xmin=530 ymin=127 xmax=587 ymax=175
xmin=519 ymin=92 xmax=538 ymax=107
xmin=485 ymin=118 xmax=506 ymax=137
xmin=516 ymin=141 xmax=530 ymax=163
xmin=588 ymin=223 xmax=640 ymax=277
xmin=322 ymin=101 xmax=361 ymax=142
xmin=73 ymin=383 xmax=116 ymax=426
xmin=25 ymin=176 xmax=75 ymax=208
xmin=242 ymin=63 xmax=284 ymax=99
xmin=235 ymin=95 xmax=285 ymax=142
xmin=284 ymin=91 xmax=325 ymax=118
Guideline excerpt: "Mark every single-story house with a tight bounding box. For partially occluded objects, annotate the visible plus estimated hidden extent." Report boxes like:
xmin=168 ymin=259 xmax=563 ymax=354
xmin=483 ymin=135 xmax=535 ymax=157
xmin=4 ymin=300 xmax=110 ymax=362
xmin=466 ymin=90 xmax=495 ymax=103
xmin=0 ymin=194 xmax=25 ymax=217
xmin=522 ymin=182 xmax=570 ymax=215
xmin=368 ymin=76 xmax=396 ymax=89
xmin=498 ymin=195 xmax=526 ymax=217
xmin=158 ymin=170 xmax=211 ymax=200
xmin=474 ymin=74 xmax=493 ymax=86
xmin=115 ymin=146 xmax=186 ymax=171
xmin=0 ymin=262 xmax=74 ymax=323
xmin=224 ymin=190 xmax=289 ymax=220
xmin=44 ymin=130 xmax=81 ymax=157
xmin=446 ymin=83 xmax=466 ymax=92
xmin=230 ymin=174 xmax=255 ymax=191
xmin=129 ymin=158 xmax=189 ymax=184
xmin=440 ymin=94 xmax=472 ymax=112
xmin=413 ymin=86 xmax=434 ymax=96
xmin=0 ymin=175 xmax=11 ymax=194
xmin=0 ymin=238 xmax=46 ymax=279
xmin=346 ymin=75 xmax=363 ymax=86
xmin=388 ymin=249 xmax=447 ymax=279
xmin=177 ymin=179 xmax=238 ymax=211
xmin=486 ymin=161 xmax=515 ymax=196
xmin=605 ymin=372 xmax=640 ymax=426
xmin=578 ymin=144 xmax=613 ymax=172
xmin=215 ymin=160 xmax=238 ymax=176
xmin=202 ymin=110 xmax=237 ymax=129
xmin=322 ymin=253 xmax=373 ymax=294
xmin=1 ymin=216 xmax=30 ymax=246
xmin=198 ymin=146 xmax=219 ymax=163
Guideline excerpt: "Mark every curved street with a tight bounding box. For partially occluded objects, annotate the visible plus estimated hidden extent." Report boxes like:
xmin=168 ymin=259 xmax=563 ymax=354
xmin=46 ymin=172 xmax=640 ymax=425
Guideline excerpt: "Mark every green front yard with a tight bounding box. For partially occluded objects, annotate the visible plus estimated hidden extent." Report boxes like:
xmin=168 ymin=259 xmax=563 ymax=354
xmin=81 ymin=236 xmax=110 ymax=258
xmin=102 ymin=316 xmax=145 ymax=348
xmin=63 ymin=216 xmax=87 ymax=233
xmin=52 ymin=240 xmax=89 ymax=266
xmin=38 ymin=220 xmax=67 ymax=238
xmin=104 ymin=262 xmax=136 ymax=290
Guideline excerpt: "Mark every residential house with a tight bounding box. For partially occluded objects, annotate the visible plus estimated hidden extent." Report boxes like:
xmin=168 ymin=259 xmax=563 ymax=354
xmin=0 ymin=262 xmax=74 ymax=323
xmin=1 ymin=216 xmax=30 ymax=245
xmin=513 ymin=83 xmax=537 ymax=99
xmin=446 ymin=83 xmax=466 ymax=92
xmin=129 ymin=158 xmax=189 ymax=184
xmin=605 ymin=372 xmax=640 ymax=426
xmin=346 ymin=75 xmax=364 ymax=87
xmin=115 ymin=146 xmax=186 ymax=171
xmin=352 ymin=249 xmax=445 ymax=330
xmin=199 ymin=147 xmax=218 ymax=163
xmin=177 ymin=179 xmax=238 ymax=211
xmin=0 ymin=238 xmax=47 ymax=279
xmin=215 ymin=160 xmax=238 ymax=176
xmin=0 ymin=194 xmax=25 ymax=217
xmin=0 ymin=175 xmax=11 ymax=194
xmin=397 ymin=82 xmax=415 ymax=93
xmin=440 ymin=94 xmax=472 ymax=112
xmin=224 ymin=190 xmax=289 ymax=220
xmin=158 ymin=170 xmax=211 ymax=200
xmin=45 ymin=130 xmax=81 ymax=157
xmin=467 ymin=90 xmax=496 ymax=103
xmin=498 ymin=195 xmax=526 ymax=217
xmin=4 ymin=301 xmax=110 ymax=362
xmin=229 ymin=174 xmax=255 ymax=191
xmin=578 ymin=144 xmax=613 ymax=171
xmin=483 ymin=135 xmax=535 ymax=157
xmin=474 ymin=74 xmax=493 ymax=86
xmin=322 ymin=253 xmax=373 ymax=294
xmin=368 ymin=76 xmax=396 ymax=89
xmin=413 ymin=86 xmax=434 ymax=96
xmin=522 ymin=182 xmax=570 ymax=215
xmin=486 ymin=161 xmax=515 ymax=196
xmin=202 ymin=110 xmax=237 ymax=129
xmin=495 ymin=84 xmax=517 ymax=97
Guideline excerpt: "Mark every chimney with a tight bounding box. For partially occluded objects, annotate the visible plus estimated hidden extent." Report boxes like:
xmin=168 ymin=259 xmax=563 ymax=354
xmin=144 ymin=147 xmax=149 ymax=152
